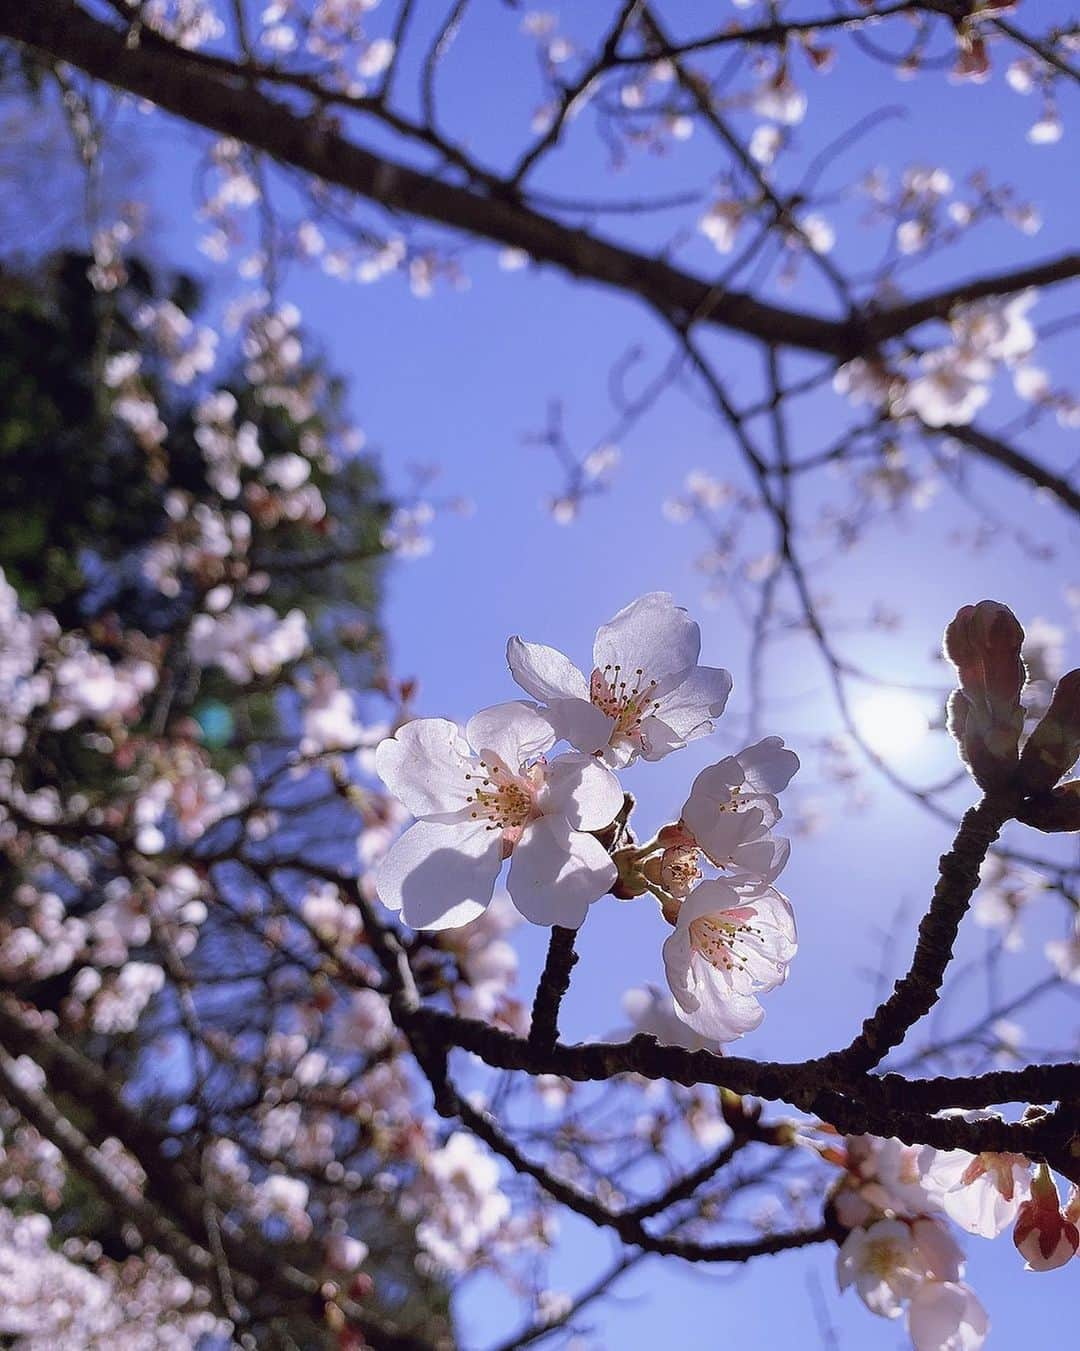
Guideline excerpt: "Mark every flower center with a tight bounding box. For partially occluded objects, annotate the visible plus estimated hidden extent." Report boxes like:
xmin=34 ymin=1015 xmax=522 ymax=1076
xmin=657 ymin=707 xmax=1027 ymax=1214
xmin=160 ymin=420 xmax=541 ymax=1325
xmin=590 ymin=665 xmax=661 ymax=739
xmin=464 ymin=758 xmax=541 ymax=840
xmin=864 ymin=1237 xmax=908 ymax=1280
xmin=689 ymin=907 xmax=760 ymax=975
xmin=660 ymin=844 xmax=701 ymax=897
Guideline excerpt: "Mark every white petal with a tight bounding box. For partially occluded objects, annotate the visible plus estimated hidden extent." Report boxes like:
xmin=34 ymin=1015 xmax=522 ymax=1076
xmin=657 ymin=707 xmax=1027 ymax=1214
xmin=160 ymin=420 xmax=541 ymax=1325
xmin=506 ymin=637 xmax=589 ymax=701
xmin=683 ymin=791 xmax=770 ymax=868
xmin=592 ymin=593 xmax=700 ymax=694
xmin=908 ymin=1282 xmax=988 ymax=1351
xmin=636 ymin=715 xmax=686 ymax=762
xmin=547 ymin=696 xmax=614 ymax=755
xmin=667 ymin=951 xmax=765 ymax=1043
xmin=653 ymin=664 xmax=733 ymax=740
xmin=375 ymin=718 xmax=474 ymax=817
xmin=729 ymin=835 xmax=791 ymax=885
xmin=465 ymin=700 xmax=556 ymax=769
xmin=941 ymin=1176 xmax=1024 ymax=1238
xmin=736 ymin=736 xmax=800 ymax=793
xmin=507 ymin=817 xmax=616 ymax=927
xmin=375 ymin=817 xmax=503 ymax=930
xmin=541 ymin=753 xmax=623 ymax=832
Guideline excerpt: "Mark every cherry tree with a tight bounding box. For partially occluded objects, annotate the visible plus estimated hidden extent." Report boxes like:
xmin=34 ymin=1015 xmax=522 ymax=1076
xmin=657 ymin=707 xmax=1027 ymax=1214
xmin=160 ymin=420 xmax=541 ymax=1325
xmin=0 ymin=3 xmax=1078 ymax=1349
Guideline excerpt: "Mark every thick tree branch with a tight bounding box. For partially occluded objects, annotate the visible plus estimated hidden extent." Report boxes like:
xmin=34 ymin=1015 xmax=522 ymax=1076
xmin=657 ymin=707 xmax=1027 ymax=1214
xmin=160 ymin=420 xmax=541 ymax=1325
xmin=6 ymin=0 xmax=1077 ymax=375
xmin=528 ymin=925 xmax=578 ymax=1052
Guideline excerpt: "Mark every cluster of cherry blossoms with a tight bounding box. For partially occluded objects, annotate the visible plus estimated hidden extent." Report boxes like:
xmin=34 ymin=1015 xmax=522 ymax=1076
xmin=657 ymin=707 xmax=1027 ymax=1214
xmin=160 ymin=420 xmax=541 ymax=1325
xmin=375 ymin=593 xmax=800 ymax=1043
xmin=821 ymin=1121 xmax=1080 ymax=1351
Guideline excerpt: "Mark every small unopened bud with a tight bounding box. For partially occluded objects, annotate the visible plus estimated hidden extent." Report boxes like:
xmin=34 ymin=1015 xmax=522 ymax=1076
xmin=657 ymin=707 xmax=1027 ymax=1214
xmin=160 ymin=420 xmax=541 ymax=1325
xmin=944 ymin=600 xmax=1025 ymax=790
xmin=1013 ymin=1165 xmax=1079 ymax=1272
xmin=1016 ymin=779 xmax=1080 ymax=834
xmin=1019 ymin=669 xmax=1080 ymax=793
xmin=610 ymin=847 xmax=650 ymax=900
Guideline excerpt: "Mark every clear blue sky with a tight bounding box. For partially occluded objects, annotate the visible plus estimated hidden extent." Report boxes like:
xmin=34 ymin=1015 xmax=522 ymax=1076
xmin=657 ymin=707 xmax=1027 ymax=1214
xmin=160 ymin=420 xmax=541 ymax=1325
xmin=119 ymin=3 xmax=1080 ymax=1343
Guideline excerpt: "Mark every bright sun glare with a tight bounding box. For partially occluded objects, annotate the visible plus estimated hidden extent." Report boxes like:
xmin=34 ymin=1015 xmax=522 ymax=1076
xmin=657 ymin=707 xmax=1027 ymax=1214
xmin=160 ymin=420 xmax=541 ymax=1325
xmin=853 ymin=689 xmax=931 ymax=758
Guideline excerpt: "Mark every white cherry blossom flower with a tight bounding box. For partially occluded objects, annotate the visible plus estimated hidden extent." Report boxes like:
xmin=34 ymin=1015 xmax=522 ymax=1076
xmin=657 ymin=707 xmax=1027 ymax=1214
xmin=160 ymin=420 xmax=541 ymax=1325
xmin=507 ymin=593 xmax=732 ymax=768
xmin=837 ymin=1218 xmax=927 ymax=1317
xmin=907 ymin=1280 xmax=988 ymax=1351
xmin=375 ymin=703 xmax=622 ymax=929
xmin=919 ymin=1132 xmax=1031 ymax=1238
xmin=662 ymin=878 xmax=796 ymax=1042
xmin=678 ymin=737 xmax=799 ymax=882
xmin=897 ymin=350 xmax=991 ymax=428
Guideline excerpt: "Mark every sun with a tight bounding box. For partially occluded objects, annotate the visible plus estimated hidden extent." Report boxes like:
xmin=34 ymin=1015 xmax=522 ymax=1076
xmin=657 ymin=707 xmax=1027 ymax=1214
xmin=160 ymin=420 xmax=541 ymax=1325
xmin=852 ymin=689 xmax=931 ymax=758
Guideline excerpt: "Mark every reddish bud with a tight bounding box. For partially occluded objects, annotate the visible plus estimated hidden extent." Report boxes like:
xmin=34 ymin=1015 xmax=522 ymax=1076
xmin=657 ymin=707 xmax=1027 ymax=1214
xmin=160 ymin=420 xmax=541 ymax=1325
xmin=1019 ymin=669 xmax=1080 ymax=793
xmin=944 ymin=601 xmax=1025 ymax=790
xmin=1013 ymin=1165 xmax=1079 ymax=1271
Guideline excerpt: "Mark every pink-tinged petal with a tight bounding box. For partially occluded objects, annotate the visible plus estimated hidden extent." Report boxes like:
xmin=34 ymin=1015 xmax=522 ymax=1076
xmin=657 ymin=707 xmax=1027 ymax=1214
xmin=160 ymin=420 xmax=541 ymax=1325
xmin=507 ymin=817 xmax=616 ymax=928
xmin=547 ymin=696 xmax=614 ymax=755
xmin=677 ymin=876 xmax=745 ymax=927
xmin=541 ymin=753 xmax=623 ymax=832
xmin=736 ymin=737 xmax=800 ymax=794
xmin=375 ymin=718 xmax=475 ymax=817
xmin=653 ymin=665 xmax=733 ymax=740
xmin=375 ymin=817 xmax=502 ymax=930
xmin=506 ymin=637 xmax=589 ymax=702
xmin=465 ymin=701 xmax=556 ymax=769
xmin=593 ymin=593 xmax=700 ymax=694
xmin=907 ymin=1282 xmax=988 ymax=1351
xmin=676 ymin=881 xmax=796 ymax=997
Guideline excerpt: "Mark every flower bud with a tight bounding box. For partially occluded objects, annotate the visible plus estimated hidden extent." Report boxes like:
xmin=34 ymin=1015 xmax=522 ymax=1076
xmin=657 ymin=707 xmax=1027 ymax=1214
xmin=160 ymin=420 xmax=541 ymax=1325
xmin=1013 ymin=1165 xmax=1079 ymax=1271
xmin=944 ymin=601 xmax=1025 ymax=791
xmin=610 ymin=847 xmax=650 ymax=900
xmin=1019 ymin=669 xmax=1080 ymax=793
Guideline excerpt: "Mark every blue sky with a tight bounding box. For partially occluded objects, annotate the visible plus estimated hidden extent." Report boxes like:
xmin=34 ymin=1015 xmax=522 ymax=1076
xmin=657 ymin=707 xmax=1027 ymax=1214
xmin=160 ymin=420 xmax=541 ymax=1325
xmin=105 ymin=2 xmax=1080 ymax=1343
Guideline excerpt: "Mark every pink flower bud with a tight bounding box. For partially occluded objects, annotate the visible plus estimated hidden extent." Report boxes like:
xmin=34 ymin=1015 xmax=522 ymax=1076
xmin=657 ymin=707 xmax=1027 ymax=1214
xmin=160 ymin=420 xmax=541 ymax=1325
xmin=1013 ymin=1166 xmax=1079 ymax=1271
xmin=1019 ymin=669 xmax=1080 ymax=794
xmin=944 ymin=601 xmax=1025 ymax=790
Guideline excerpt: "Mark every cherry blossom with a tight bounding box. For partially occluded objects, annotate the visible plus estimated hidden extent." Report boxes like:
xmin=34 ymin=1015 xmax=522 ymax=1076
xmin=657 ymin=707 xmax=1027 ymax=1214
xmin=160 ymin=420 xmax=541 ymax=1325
xmin=375 ymin=703 xmax=622 ymax=928
xmin=907 ymin=1280 xmax=989 ymax=1351
xmin=662 ymin=879 xmax=796 ymax=1042
xmin=413 ymin=1132 xmax=510 ymax=1272
xmin=507 ymin=592 xmax=732 ymax=767
xmin=837 ymin=1218 xmax=927 ymax=1317
xmin=188 ymin=605 xmax=309 ymax=683
xmin=832 ymin=1135 xmax=940 ymax=1230
xmin=678 ymin=737 xmax=799 ymax=882
xmin=919 ymin=1130 xmax=1032 ymax=1238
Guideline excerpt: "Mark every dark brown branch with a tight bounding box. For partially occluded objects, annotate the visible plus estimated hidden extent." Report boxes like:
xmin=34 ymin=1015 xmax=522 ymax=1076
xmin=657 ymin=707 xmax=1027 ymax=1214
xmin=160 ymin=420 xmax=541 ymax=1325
xmin=1 ymin=0 xmax=856 ymax=356
xmin=819 ymin=793 xmax=1018 ymax=1076
xmin=528 ymin=925 xmax=578 ymax=1052
xmin=933 ymin=421 xmax=1080 ymax=517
